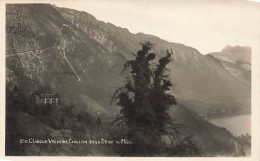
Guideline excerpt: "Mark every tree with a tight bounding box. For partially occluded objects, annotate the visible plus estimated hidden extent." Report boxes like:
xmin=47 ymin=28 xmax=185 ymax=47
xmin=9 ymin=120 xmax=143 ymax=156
xmin=112 ymin=42 xmax=200 ymax=156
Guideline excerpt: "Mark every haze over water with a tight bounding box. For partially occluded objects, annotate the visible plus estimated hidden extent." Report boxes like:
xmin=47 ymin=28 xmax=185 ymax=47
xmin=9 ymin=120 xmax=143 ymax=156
xmin=209 ymin=114 xmax=251 ymax=136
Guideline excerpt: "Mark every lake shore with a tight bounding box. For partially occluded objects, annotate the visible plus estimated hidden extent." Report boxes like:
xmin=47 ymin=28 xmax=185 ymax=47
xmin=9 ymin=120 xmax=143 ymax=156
xmin=207 ymin=111 xmax=251 ymax=120
xmin=209 ymin=114 xmax=251 ymax=136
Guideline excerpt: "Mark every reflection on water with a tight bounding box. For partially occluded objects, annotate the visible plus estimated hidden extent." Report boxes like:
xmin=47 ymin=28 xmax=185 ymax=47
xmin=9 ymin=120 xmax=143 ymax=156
xmin=209 ymin=114 xmax=251 ymax=136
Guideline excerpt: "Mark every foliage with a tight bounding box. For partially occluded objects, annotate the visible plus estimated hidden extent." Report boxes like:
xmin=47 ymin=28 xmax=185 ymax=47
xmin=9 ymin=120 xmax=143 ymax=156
xmin=5 ymin=85 xmax=103 ymax=155
xmin=112 ymin=42 xmax=200 ymax=156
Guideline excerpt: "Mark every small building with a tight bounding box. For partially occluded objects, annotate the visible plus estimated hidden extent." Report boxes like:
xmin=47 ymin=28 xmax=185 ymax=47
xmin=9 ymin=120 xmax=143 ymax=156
xmin=32 ymin=93 xmax=60 ymax=106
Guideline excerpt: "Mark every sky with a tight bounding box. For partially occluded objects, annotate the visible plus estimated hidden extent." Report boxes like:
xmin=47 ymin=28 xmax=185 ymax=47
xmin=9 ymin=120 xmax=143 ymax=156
xmin=50 ymin=0 xmax=259 ymax=54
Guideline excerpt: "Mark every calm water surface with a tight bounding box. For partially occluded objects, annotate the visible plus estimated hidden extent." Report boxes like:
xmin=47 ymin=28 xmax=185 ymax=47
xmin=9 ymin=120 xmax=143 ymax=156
xmin=209 ymin=114 xmax=251 ymax=136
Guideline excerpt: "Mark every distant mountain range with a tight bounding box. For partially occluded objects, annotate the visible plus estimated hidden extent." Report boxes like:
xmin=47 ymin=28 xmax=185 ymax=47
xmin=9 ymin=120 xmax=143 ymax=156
xmin=6 ymin=4 xmax=251 ymax=156
xmin=209 ymin=45 xmax=251 ymax=86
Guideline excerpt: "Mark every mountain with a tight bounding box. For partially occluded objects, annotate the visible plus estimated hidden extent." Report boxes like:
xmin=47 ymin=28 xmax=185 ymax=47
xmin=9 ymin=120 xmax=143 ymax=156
xmin=57 ymin=5 xmax=251 ymax=117
xmin=209 ymin=45 xmax=251 ymax=86
xmin=6 ymin=4 xmax=251 ymax=117
xmin=5 ymin=4 xmax=250 ymax=156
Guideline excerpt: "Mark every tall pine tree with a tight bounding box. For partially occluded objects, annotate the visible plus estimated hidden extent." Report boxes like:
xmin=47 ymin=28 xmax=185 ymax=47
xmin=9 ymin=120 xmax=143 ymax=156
xmin=112 ymin=42 xmax=200 ymax=156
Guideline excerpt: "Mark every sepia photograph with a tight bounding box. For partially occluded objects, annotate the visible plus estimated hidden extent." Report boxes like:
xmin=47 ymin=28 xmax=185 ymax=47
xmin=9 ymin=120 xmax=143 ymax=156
xmin=1 ymin=0 xmax=260 ymax=158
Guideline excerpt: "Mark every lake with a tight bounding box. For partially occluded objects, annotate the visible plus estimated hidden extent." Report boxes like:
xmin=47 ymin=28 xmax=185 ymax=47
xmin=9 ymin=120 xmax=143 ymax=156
xmin=209 ymin=114 xmax=251 ymax=136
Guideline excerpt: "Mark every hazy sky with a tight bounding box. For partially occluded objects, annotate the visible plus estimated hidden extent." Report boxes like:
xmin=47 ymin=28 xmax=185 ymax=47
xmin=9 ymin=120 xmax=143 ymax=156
xmin=53 ymin=0 xmax=260 ymax=54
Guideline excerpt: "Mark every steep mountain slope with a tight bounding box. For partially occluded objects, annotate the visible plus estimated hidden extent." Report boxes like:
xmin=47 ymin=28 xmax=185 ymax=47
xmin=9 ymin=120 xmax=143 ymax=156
xmin=169 ymin=104 xmax=239 ymax=156
xmin=6 ymin=4 xmax=250 ymax=156
xmin=6 ymin=4 xmax=126 ymax=113
xmin=55 ymin=6 xmax=250 ymax=117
